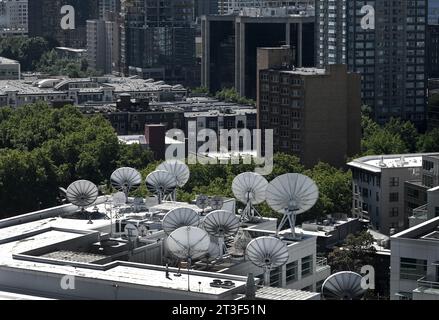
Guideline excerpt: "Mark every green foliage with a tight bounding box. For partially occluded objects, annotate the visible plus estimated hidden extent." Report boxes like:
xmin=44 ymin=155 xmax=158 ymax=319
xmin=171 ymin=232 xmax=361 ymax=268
xmin=328 ymin=231 xmax=376 ymax=273
xmin=36 ymin=50 xmax=101 ymax=78
xmin=0 ymin=103 xmax=153 ymax=218
xmin=361 ymin=129 xmax=408 ymax=155
xmin=384 ymin=118 xmax=418 ymax=152
xmin=215 ymin=88 xmax=256 ymax=106
xmin=0 ymin=36 xmax=51 ymax=71
xmin=417 ymin=128 xmax=439 ymax=152
xmin=190 ymin=87 xmax=210 ymax=95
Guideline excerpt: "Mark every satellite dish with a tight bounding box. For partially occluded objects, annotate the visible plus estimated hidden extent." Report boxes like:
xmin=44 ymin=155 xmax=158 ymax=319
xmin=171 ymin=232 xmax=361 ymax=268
xmin=110 ymin=167 xmax=142 ymax=202
xmin=162 ymin=207 xmax=200 ymax=235
xmin=322 ymin=271 xmax=366 ymax=300
xmin=203 ymin=210 xmax=240 ymax=260
xmin=205 ymin=240 xmax=221 ymax=262
xmin=124 ymin=223 xmax=139 ymax=241
xmin=232 ymin=172 xmax=268 ymax=222
xmin=66 ymin=180 xmax=99 ymax=224
xmin=146 ymin=170 xmax=177 ymax=204
xmin=113 ymin=192 xmax=126 ymax=206
xmin=157 ymin=160 xmax=190 ymax=201
xmin=167 ymin=226 xmax=210 ymax=261
xmin=209 ymin=196 xmax=224 ymax=210
xmin=196 ymin=194 xmax=209 ymax=214
xmin=266 ymin=173 xmax=319 ymax=239
xmin=246 ymin=236 xmax=289 ymax=286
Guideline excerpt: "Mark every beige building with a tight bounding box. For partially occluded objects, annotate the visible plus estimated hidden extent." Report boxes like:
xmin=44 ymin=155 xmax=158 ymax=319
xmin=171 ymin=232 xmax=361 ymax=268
xmin=0 ymin=56 xmax=20 ymax=80
xmin=258 ymin=60 xmax=361 ymax=169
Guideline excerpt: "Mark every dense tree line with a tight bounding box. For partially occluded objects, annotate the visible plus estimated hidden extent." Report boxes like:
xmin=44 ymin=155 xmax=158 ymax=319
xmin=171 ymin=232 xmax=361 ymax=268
xmin=0 ymin=36 xmax=100 ymax=77
xmin=0 ymin=103 xmax=153 ymax=217
xmin=361 ymin=106 xmax=439 ymax=155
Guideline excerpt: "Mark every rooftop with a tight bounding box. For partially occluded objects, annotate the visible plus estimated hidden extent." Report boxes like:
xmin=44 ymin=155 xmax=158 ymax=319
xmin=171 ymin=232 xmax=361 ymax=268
xmin=348 ymin=153 xmax=439 ymax=173
xmin=392 ymin=216 xmax=439 ymax=241
xmin=0 ymin=56 xmax=19 ymax=65
xmin=255 ymin=286 xmax=320 ymax=300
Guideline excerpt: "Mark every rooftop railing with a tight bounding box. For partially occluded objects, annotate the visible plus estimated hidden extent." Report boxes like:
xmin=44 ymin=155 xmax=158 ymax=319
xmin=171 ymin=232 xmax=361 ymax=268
xmin=417 ymin=276 xmax=439 ymax=291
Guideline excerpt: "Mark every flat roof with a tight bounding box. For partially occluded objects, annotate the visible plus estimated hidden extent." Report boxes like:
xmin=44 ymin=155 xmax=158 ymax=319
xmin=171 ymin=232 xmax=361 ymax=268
xmin=255 ymin=286 xmax=320 ymax=300
xmin=347 ymin=153 xmax=439 ymax=172
xmin=0 ymin=56 xmax=19 ymax=64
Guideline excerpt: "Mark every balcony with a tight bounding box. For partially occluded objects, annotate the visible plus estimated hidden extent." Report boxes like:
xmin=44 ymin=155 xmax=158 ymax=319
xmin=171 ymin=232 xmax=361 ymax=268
xmin=316 ymin=256 xmax=330 ymax=272
xmin=417 ymin=276 xmax=439 ymax=290
xmin=414 ymin=276 xmax=439 ymax=299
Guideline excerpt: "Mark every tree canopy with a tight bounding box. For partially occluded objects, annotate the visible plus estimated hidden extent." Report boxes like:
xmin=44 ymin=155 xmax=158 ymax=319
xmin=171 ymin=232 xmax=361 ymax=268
xmin=0 ymin=103 xmax=153 ymax=217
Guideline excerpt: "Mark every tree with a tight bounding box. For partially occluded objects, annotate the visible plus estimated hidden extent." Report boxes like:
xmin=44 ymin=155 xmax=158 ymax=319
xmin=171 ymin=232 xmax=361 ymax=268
xmin=384 ymin=118 xmax=418 ymax=152
xmin=417 ymin=128 xmax=439 ymax=152
xmin=215 ymin=88 xmax=256 ymax=106
xmin=361 ymin=129 xmax=408 ymax=155
xmin=328 ymin=231 xmax=376 ymax=273
xmin=0 ymin=103 xmax=153 ymax=217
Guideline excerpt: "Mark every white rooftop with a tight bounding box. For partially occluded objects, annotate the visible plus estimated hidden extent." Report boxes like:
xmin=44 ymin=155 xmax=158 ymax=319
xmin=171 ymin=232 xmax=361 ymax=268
xmin=0 ymin=56 xmax=19 ymax=65
xmin=348 ymin=153 xmax=439 ymax=173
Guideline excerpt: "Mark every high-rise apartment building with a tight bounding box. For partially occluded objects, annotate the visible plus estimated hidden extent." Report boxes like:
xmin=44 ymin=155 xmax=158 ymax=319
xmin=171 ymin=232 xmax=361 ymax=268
xmin=28 ymin=0 xmax=99 ymax=47
xmin=316 ymin=0 xmax=428 ymax=130
xmin=121 ymin=0 xmax=197 ymax=86
xmin=217 ymin=0 xmax=314 ymax=15
xmin=201 ymin=10 xmax=315 ymax=99
xmin=258 ymin=62 xmax=361 ymax=169
xmin=0 ymin=0 xmax=28 ymax=36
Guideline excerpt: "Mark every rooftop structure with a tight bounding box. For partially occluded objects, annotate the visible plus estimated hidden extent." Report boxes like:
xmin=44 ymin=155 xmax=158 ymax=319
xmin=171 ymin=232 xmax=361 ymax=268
xmin=390 ymin=216 xmax=439 ymax=300
xmin=0 ymin=77 xmax=188 ymax=108
xmin=0 ymin=165 xmax=328 ymax=300
xmin=348 ymin=153 xmax=439 ymax=235
xmin=0 ymin=56 xmax=20 ymax=80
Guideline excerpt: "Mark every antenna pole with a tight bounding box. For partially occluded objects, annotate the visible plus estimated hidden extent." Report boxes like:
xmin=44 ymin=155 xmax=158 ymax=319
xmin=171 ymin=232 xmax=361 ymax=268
xmin=264 ymin=267 xmax=270 ymax=286
xmin=187 ymin=258 xmax=191 ymax=292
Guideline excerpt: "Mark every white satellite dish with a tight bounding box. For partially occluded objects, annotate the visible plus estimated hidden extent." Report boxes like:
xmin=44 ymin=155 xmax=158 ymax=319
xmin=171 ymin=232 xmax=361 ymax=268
xmin=232 ymin=172 xmax=268 ymax=222
xmin=322 ymin=271 xmax=366 ymax=300
xmin=246 ymin=236 xmax=289 ymax=286
xmin=157 ymin=160 xmax=190 ymax=201
xmin=205 ymin=240 xmax=221 ymax=262
xmin=203 ymin=210 xmax=240 ymax=260
xmin=124 ymin=223 xmax=139 ymax=241
xmin=167 ymin=226 xmax=210 ymax=261
xmin=266 ymin=173 xmax=319 ymax=239
xmin=162 ymin=207 xmax=200 ymax=235
xmin=195 ymin=194 xmax=209 ymax=214
xmin=66 ymin=180 xmax=99 ymax=224
xmin=146 ymin=170 xmax=177 ymax=204
xmin=110 ymin=167 xmax=142 ymax=202
xmin=209 ymin=196 xmax=224 ymax=210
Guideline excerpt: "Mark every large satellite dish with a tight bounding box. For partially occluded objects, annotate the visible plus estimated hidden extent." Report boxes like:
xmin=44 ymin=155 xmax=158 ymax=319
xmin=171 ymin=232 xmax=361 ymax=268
xmin=146 ymin=170 xmax=177 ymax=204
xmin=110 ymin=167 xmax=142 ymax=202
xmin=266 ymin=173 xmax=319 ymax=239
xmin=322 ymin=271 xmax=366 ymax=300
xmin=246 ymin=236 xmax=289 ymax=286
xmin=157 ymin=160 xmax=190 ymax=201
xmin=203 ymin=210 xmax=240 ymax=259
xmin=232 ymin=172 xmax=268 ymax=222
xmin=66 ymin=180 xmax=99 ymax=224
xmin=162 ymin=207 xmax=200 ymax=235
xmin=167 ymin=226 xmax=210 ymax=261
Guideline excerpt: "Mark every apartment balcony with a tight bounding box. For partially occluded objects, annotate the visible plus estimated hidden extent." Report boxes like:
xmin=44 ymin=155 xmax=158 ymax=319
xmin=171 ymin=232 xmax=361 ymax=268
xmin=412 ymin=204 xmax=428 ymax=220
xmin=413 ymin=276 xmax=439 ymax=300
xmin=315 ymin=256 xmax=331 ymax=283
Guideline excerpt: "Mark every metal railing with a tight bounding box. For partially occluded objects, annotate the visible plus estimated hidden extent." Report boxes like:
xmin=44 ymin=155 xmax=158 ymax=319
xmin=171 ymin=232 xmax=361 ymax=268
xmin=417 ymin=276 xmax=439 ymax=290
xmin=316 ymin=256 xmax=329 ymax=271
xmin=412 ymin=204 xmax=428 ymax=219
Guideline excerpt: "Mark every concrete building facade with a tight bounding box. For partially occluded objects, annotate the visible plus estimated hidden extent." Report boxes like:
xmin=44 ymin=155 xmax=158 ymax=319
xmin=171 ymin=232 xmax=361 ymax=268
xmin=201 ymin=12 xmax=315 ymax=99
xmin=0 ymin=0 xmax=28 ymax=36
xmin=258 ymin=63 xmax=361 ymax=169
xmin=348 ymin=153 xmax=439 ymax=235
xmin=390 ymin=216 xmax=439 ymax=300
xmin=0 ymin=56 xmax=20 ymax=80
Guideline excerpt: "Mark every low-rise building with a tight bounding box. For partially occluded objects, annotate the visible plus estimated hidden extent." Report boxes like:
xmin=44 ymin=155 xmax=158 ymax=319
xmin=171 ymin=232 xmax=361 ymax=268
xmin=390 ymin=216 xmax=439 ymax=300
xmin=348 ymin=153 xmax=439 ymax=235
xmin=0 ymin=77 xmax=188 ymax=108
xmin=0 ymin=56 xmax=20 ymax=80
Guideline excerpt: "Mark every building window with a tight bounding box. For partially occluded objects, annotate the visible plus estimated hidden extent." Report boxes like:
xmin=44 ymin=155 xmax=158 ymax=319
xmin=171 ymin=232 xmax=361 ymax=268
xmin=286 ymin=261 xmax=298 ymax=283
xmin=407 ymin=188 xmax=419 ymax=198
xmin=390 ymin=177 xmax=400 ymax=187
xmin=362 ymin=188 xmax=369 ymax=198
xmin=422 ymin=160 xmax=434 ymax=171
xmin=301 ymin=255 xmax=313 ymax=277
xmin=389 ymin=192 xmax=399 ymax=202
xmin=270 ymin=267 xmax=281 ymax=287
xmin=435 ymin=207 xmax=439 ymax=217
xmin=400 ymin=258 xmax=427 ymax=280
xmin=390 ymin=208 xmax=399 ymax=217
